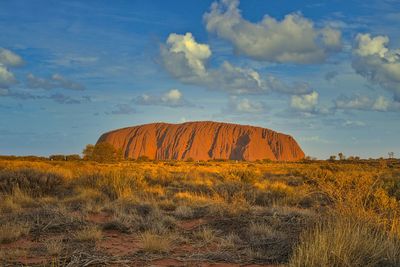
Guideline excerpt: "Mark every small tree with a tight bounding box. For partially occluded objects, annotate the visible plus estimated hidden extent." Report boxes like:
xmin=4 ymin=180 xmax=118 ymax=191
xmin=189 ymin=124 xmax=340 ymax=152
xmin=82 ymin=143 xmax=121 ymax=162
xmin=92 ymin=142 xmax=118 ymax=163
xmin=82 ymin=144 xmax=95 ymax=160
xmin=329 ymin=155 xmax=336 ymax=161
xmin=338 ymin=152 xmax=345 ymax=161
xmin=388 ymin=152 xmax=395 ymax=159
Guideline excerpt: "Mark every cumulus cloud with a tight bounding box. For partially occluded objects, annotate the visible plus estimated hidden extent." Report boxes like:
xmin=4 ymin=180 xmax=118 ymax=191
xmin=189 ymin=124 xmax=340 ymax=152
xmin=352 ymin=33 xmax=400 ymax=101
xmin=134 ymin=89 xmax=191 ymax=107
xmin=161 ymin=32 xmax=312 ymax=95
xmin=334 ymin=94 xmax=400 ymax=112
xmin=203 ymin=0 xmax=341 ymax=63
xmin=291 ymin=91 xmax=319 ymax=112
xmin=26 ymin=73 xmax=85 ymax=91
xmin=166 ymin=33 xmax=211 ymax=76
xmin=223 ymin=96 xmax=267 ymax=114
xmin=0 ymin=48 xmax=24 ymax=67
xmin=0 ymin=48 xmax=23 ymax=89
xmin=0 ymin=65 xmax=17 ymax=88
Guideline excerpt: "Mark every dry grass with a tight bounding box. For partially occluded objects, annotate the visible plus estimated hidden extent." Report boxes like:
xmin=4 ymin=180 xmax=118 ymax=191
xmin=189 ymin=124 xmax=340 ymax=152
xmin=289 ymin=216 xmax=400 ymax=267
xmin=74 ymin=226 xmax=102 ymax=242
xmin=139 ymin=231 xmax=173 ymax=253
xmin=173 ymin=205 xmax=194 ymax=219
xmin=45 ymin=237 xmax=64 ymax=256
xmin=195 ymin=227 xmax=217 ymax=245
xmin=0 ymin=159 xmax=399 ymax=266
xmin=0 ymin=222 xmax=30 ymax=244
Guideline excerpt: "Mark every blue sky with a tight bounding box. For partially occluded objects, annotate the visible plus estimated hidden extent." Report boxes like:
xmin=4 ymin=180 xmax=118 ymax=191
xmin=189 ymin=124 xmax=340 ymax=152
xmin=1 ymin=0 xmax=400 ymax=159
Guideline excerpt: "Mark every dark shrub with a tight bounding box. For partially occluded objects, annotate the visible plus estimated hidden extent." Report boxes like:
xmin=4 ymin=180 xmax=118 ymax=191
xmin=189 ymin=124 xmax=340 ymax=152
xmin=0 ymin=168 xmax=65 ymax=197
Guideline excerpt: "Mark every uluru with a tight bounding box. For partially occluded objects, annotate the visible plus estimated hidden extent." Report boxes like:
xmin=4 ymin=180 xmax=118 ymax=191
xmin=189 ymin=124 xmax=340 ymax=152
xmin=97 ymin=121 xmax=305 ymax=161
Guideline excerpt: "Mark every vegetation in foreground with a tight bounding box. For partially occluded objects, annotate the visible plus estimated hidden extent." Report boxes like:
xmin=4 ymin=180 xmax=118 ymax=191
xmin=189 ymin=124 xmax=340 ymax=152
xmin=0 ymin=159 xmax=399 ymax=266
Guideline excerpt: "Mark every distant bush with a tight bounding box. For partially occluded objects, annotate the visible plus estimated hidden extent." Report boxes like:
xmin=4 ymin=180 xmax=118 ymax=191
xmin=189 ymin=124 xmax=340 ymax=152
xmin=227 ymin=169 xmax=259 ymax=183
xmin=66 ymin=154 xmax=81 ymax=161
xmin=0 ymin=155 xmax=48 ymax=161
xmin=137 ymin=155 xmax=151 ymax=162
xmin=49 ymin=155 xmax=66 ymax=161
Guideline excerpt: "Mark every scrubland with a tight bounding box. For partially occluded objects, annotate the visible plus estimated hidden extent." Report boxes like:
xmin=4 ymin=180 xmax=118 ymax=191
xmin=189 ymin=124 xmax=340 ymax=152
xmin=0 ymin=159 xmax=399 ymax=266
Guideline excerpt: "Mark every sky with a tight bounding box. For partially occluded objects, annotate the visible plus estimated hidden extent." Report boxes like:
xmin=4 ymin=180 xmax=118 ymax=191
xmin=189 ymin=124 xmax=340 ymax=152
xmin=1 ymin=0 xmax=400 ymax=159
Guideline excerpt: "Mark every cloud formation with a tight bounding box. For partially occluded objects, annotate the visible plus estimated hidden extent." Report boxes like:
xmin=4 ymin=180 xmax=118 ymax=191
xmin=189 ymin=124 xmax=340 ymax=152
xmin=135 ymin=89 xmax=191 ymax=107
xmin=335 ymin=94 xmax=400 ymax=112
xmin=223 ymin=96 xmax=267 ymax=114
xmin=0 ymin=65 xmax=17 ymax=88
xmin=0 ymin=48 xmax=24 ymax=67
xmin=0 ymin=48 xmax=23 ymax=89
xmin=291 ymin=91 xmax=319 ymax=112
xmin=352 ymin=33 xmax=400 ymax=101
xmin=166 ymin=33 xmax=211 ymax=77
xmin=204 ymin=0 xmax=341 ymax=63
xmin=26 ymin=73 xmax=85 ymax=91
xmin=161 ymin=32 xmax=312 ymax=95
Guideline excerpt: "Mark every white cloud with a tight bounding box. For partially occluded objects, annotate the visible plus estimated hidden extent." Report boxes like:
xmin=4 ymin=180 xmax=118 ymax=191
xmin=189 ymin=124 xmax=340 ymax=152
xmin=209 ymin=61 xmax=268 ymax=94
xmin=291 ymin=91 xmax=319 ymax=112
xmin=0 ymin=48 xmax=24 ymax=67
xmin=135 ymin=89 xmax=190 ymax=107
xmin=204 ymin=0 xmax=341 ymax=63
xmin=0 ymin=65 xmax=17 ymax=88
xmin=372 ymin=96 xmax=390 ymax=111
xmin=166 ymin=33 xmax=211 ymax=76
xmin=335 ymin=94 xmax=371 ymax=110
xmin=225 ymin=96 xmax=267 ymax=114
xmin=161 ymin=88 xmax=182 ymax=102
xmin=335 ymin=94 xmax=400 ymax=112
xmin=26 ymin=73 xmax=85 ymax=91
xmin=352 ymin=33 xmax=400 ymax=101
xmin=161 ymin=32 xmax=312 ymax=94
xmin=0 ymin=48 xmax=23 ymax=88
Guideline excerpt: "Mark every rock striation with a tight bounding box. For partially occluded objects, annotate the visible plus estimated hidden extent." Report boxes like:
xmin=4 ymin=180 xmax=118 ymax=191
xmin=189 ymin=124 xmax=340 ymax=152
xmin=97 ymin=121 xmax=305 ymax=161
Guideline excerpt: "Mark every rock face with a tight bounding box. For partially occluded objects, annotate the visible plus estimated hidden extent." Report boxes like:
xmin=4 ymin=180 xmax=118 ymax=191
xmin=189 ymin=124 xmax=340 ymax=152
xmin=97 ymin=121 xmax=305 ymax=161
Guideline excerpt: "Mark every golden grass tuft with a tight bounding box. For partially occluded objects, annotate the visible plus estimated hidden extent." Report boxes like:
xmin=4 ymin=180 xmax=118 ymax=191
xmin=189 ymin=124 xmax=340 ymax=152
xmin=74 ymin=226 xmax=102 ymax=242
xmin=45 ymin=237 xmax=64 ymax=256
xmin=139 ymin=231 xmax=173 ymax=253
xmin=289 ymin=216 xmax=400 ymax=267
xmin=0 ymin=222 xmax=30 ymax=244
